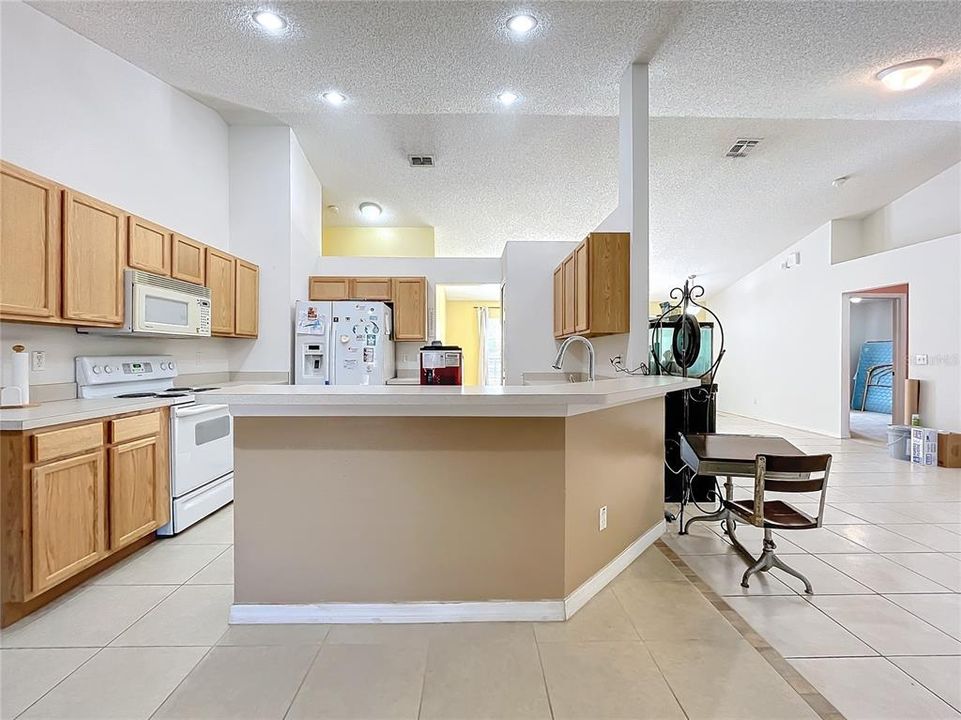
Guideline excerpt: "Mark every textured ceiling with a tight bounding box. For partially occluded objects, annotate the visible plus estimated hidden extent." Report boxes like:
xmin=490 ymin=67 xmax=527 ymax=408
xmin=28 ymin=0 xmax=961 ymax=294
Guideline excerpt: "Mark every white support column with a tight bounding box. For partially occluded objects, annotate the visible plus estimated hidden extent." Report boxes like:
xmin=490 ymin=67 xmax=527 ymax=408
xmin=621 ymin=63 xmax=651 ymax=369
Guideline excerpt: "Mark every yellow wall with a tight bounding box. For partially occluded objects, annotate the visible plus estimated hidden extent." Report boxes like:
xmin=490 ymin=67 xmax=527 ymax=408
xmin=322 ymin=226 xmax=435 ymax=257
xmin=444 ymin=300 xmax=501 ymax=386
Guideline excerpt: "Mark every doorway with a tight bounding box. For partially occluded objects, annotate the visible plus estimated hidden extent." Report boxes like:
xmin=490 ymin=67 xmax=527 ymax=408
xmin=434 ymin=284 xmax=503 ymax=386
xmin=842 ymin=285 xmax=909 ymax=442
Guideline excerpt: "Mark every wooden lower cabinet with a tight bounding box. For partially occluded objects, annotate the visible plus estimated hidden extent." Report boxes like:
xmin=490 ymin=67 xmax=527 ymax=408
xmin=109 ymin=437 xmax=161 ymax=550
xmin=30 ymin=451 xmax=107 ymax=594
xmin=2 ymin=408 xmax=169 ymax=625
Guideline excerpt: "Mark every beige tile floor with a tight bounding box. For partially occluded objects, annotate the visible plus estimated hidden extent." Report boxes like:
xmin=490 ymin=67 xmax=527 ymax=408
xmin=3 ymin=409 xmax=958 ymax=719
xmin=665 ymin=412 xmax=961 ymax=720
xmin=2 ymin=501 xmax=824 ymax=719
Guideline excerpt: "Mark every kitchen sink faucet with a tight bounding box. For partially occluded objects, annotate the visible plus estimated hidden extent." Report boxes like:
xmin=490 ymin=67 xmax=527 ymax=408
xmin=552 ymin=335 xmax=596 ymax=382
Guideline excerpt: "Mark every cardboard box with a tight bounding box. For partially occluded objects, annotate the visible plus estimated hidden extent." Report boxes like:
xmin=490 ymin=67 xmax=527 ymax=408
xmin=911 ymin=427 xmax=938 ymax=466
xmin=903 ymin=379 xmax=920 ymax=425
xmin=939 ymin=432 xmax=961 ymax=469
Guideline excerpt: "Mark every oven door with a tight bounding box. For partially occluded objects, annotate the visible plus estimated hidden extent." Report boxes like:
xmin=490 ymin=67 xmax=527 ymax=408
xmin=171 ymin=404 xmax=233 ymax=498
xmin=132 ymin=282 xmax=210 ymax=336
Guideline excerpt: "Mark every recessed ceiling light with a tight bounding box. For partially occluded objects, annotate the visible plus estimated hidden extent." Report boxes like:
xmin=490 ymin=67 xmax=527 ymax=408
xmin=876 ymin=58 xmax=943 ymax=91
xmin=497 ymin=91 xmax=519 ymax=106
xmin=322 ymin=91 xmax=347 ymax=106
xmin=359 ymin=202 xmax=382 ymax=220
xmin=251 ymin=10 xmax=287 ymax=32
xmin=507 ymin=14 xmax=537 ymax=35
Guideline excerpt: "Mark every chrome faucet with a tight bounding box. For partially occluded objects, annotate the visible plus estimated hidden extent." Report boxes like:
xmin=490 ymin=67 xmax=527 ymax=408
xmin=552 ymin=335 xmax=596 ymax=381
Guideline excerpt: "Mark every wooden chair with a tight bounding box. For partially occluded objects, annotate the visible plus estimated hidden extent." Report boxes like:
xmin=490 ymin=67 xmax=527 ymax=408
xmin=723 ymin=453 xmax=832 ymax=594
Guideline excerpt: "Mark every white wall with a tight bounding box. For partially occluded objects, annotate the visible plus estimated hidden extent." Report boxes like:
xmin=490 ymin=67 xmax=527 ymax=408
xmin=0 ymin=1 xmax=232 ymax=388
xmin=314 ymin=256 xmax=502 ymax=371
xmin=832 ymin=163 xmax=961 ymax=263
xmin=860 ymin=163 xmax=960 ymax=257
xmin=0 ymin=2 xmax=229 ymax=247
xmin=713 ymin=225 xmax=961 ymax=436
xmin=501 ymin=241 xmax=577 ymax=384
xmin=227 ymin=128 xmax=323 ymax=375
xmin=226 ymin=127 xmax=293 ymax=374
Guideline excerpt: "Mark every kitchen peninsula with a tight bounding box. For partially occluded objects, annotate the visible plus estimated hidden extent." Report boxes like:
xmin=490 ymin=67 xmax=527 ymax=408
xmin=200 ymin=376 xmax=698 ymax=623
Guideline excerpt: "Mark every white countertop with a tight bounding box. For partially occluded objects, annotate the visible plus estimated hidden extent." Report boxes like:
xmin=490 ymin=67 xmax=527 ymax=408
xmin=196 ymin=376 xmax=700 ymax=418
xmin=0 ymin=380 xmax=286 ymax=431
xmin=0 ymin=396 xmax=185 ymax=431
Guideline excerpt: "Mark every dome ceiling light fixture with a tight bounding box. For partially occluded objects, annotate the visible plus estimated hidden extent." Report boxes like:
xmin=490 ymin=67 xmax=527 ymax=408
xmin=506 ymin=14 xmax=538 ymax=36
xmin=359 ymin=202 xmax=382 ymax=220
xmin=251 ymin=10 xmax=287 ymax=32
xmin=876 ymin=58 xmax=943 ymax=91
xmin=322 ymin=91 xmax=348 ymax=106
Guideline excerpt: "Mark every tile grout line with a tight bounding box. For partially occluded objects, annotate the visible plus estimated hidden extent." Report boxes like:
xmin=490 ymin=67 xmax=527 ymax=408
xmin=531 ymin=626 xmax=558 ymax=720
xmin=607 ymin=582 xmax=691 ymax=720
xmin=656 ymin=539 xmax=847 ymax=720
xmin=280 ymin=643 xmax=325 ymax=720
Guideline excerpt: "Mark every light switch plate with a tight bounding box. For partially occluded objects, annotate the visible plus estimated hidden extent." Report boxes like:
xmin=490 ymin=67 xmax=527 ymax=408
xmin=915 ymin=354 xmax=929 ymax=366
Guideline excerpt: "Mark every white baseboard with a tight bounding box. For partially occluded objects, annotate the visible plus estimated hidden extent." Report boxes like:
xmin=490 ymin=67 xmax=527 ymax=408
xmin=563 ymin=519 xmax=665 ymax=619
xmin=230 ymin=600 xmax=565 ymax=624
xmin=229 ymin=520 xmax=665 ymax=625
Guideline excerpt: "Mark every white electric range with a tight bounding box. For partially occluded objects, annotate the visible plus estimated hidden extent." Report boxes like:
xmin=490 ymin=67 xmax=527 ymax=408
xmin=76 ymin=355 xmax=233 ymax=534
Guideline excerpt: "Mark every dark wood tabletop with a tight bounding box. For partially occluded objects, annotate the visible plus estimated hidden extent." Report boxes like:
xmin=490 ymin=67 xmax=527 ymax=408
xmin=680 ymin=433 xmax=806 ymax=476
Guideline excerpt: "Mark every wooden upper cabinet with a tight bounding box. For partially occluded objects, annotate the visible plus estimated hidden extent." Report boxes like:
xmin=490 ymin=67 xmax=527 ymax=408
xmin=553 ymin=267 xmax=564 ymax=338
xmin=561 ymin=255 xmax=575 ymax=336
xmin=30 ymin=450 xmax=107 ymax=593
xmin=553 ymin=232 xmax=629 ymax=338
xmin=61 ymin=190 xmax=126 ymax=325
xmin=0 ymin=163 xmax=60 ymax=320
xmin=109 ymin=437 xmax=161 ymax=550
xmin=574 ymin=240 xmax=589 ymax=333
xmin=235 ymin=259 xmax=259 ymax=338
xmin=349 ymin=277 xmax=392 ymax=300
xmin=128 ymin=216 xmax=171 ymax=276
xmin=391 ymin=277 xmax=427 ymax=341
xmin=308 ymin=276 xmax=350 ymax=301
xmin=171 ymin=233 xmax=205 ymax=285
xmin=205 ymin=248 xmax=236 ymax=336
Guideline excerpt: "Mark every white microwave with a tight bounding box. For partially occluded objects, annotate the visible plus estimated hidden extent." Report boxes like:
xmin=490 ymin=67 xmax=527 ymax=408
xmin=78 ymin=270 xmax=211 ymax=337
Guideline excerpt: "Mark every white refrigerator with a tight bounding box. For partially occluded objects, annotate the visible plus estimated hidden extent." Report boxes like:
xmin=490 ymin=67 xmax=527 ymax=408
xmin=294 ymin=301 xmax=395 ymax=385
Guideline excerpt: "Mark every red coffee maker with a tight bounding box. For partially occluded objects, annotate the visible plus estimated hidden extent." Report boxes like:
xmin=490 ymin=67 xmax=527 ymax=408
xmin=419 ymin=342 xmax=463 ymax=385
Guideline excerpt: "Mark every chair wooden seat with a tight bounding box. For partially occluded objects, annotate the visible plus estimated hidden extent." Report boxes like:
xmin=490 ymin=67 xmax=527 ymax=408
xmin=724 ymin=499 xmax=817 ymax=530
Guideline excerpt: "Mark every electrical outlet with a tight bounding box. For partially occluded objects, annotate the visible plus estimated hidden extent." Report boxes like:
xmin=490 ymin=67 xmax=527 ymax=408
xmin=915 ymin=354 xmax=929 ymax=366
xmin=31 ymin=351 xmax=46 ymax=371
xmin=599 ymin=506 xmax=608 ymax=531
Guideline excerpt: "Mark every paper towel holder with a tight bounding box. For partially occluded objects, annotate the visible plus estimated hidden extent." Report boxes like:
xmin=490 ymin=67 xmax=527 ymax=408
xmin=1 ymin=344 xmax=36 ymax=408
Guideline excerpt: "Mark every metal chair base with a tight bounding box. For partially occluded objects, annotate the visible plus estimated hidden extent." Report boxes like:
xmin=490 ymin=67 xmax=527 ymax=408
xmin=733 ymin=526 xmax=814 ymax=594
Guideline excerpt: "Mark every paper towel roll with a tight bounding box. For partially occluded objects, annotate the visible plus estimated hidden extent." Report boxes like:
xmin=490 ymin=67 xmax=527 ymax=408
xmin=7 ymin=345 xmax=30 ymax=406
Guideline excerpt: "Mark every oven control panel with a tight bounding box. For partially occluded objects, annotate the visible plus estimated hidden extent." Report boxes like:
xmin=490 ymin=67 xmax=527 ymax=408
xmin=76 ymin=355 xmax=178 ymax=385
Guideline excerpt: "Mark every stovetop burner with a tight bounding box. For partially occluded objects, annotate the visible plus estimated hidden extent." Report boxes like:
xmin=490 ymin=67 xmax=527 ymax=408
xmin=167 ymin=386 xmax=220 ymax=393
xmin=115 ymin=392 xmax=159 ymax=399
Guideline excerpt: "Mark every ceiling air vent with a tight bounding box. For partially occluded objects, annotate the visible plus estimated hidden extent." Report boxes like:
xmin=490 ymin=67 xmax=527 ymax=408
xmin=408 ymin=154 xmax=435 ymax=168
xmin=725 ymin=138 xmax=761 ymax=158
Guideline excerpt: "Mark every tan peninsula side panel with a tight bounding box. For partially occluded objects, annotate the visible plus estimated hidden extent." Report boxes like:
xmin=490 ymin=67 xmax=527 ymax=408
xmin=233 ymin=416 xmax=568 ymax=604
xmin=563 ymin=397 xmax=666 ymax=594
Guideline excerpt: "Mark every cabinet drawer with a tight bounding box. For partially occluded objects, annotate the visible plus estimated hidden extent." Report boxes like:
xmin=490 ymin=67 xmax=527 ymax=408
xmin=111 ymin=412 xmax=161 ymax=444
xmin=32 ymin=423 xmax=104 ymax=464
